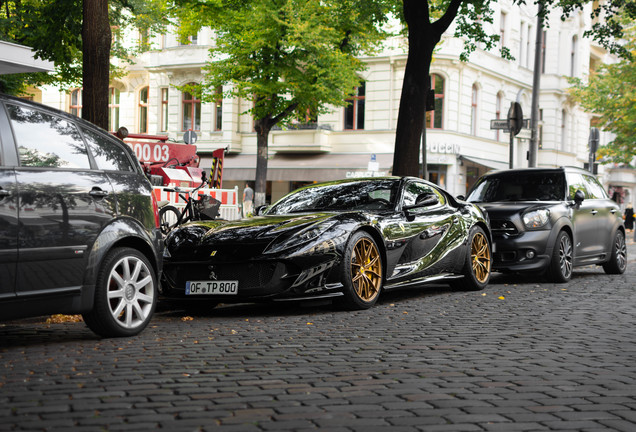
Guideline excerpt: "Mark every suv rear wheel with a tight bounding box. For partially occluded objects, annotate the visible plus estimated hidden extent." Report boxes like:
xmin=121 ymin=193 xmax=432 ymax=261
xmin=83 ymin=247 xmax=157 ymax=337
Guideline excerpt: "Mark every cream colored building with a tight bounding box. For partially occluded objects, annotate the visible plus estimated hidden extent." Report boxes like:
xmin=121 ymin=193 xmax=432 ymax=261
xmin=36 ymin=1 xmax=635 ymax=206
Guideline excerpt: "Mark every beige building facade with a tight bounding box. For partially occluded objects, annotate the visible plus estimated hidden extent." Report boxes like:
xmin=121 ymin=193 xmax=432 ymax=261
xmin=36 ymin=1 xmax=635 ymax=207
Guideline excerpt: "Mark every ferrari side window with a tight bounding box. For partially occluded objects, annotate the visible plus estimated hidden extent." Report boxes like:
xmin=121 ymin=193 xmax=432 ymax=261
xmin=403 ymin=182 xmax=444 ymax=208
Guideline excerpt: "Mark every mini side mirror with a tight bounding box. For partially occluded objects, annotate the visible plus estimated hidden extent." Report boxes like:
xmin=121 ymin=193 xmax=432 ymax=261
xmin=574 ymin=189 xmax=585 ymax=204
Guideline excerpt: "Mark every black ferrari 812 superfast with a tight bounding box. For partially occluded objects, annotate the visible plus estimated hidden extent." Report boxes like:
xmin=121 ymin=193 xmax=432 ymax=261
xmin=161 ymin=177 xmax=492 ymax=309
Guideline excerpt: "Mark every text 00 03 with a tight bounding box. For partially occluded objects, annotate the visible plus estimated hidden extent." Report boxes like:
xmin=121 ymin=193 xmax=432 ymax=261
xmin=186 ymin=281 xmax=238 ymax=295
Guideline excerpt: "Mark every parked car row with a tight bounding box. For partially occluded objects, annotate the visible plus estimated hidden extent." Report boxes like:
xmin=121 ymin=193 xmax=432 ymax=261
xmin=0 ymin=95 xmax=627 ymax=337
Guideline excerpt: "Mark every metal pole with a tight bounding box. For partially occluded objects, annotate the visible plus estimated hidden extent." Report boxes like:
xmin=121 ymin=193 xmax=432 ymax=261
xmin=509 ymin=129 xmax=514 ymax=169
xmin=421 ymin=117 xmax=428 ymax=180
xmin=528 ymin=1 xmax=544 ymax=167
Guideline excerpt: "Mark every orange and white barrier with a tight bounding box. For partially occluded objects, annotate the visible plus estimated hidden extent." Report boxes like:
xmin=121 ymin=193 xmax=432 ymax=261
xmin=153 ymin=186 xmax=241 ymax=221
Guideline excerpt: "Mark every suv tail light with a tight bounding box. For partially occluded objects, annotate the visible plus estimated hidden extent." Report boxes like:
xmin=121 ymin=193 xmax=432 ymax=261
xmin=151 ymin=193 xmax=160 ymax=228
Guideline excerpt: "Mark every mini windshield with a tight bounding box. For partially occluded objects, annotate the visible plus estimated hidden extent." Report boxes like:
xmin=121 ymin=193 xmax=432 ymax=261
xmin=266 ymin=179 xmax=400 ymax=215
xmin=467 ymin=171 xmax=565 ymax=203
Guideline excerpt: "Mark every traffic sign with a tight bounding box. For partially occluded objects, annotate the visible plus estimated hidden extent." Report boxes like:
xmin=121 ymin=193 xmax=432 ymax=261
xmin=490 ymin=118 xmax=530 ymax=131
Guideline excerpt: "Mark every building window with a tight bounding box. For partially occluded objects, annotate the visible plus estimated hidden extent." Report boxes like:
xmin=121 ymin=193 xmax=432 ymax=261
xmin=561 ymin=109 xmax=568 ymax=151
xmin=495 ymin=92 xmax=504 ymax=141
xmin=344 ymin=81 xmax=365 ymax=130
xmin=214 ymin=86 xmax=223 ymax=131
xmin=182 ymin=84 xmax=201 ymax=131
xmin=526 ymin=25 xmax=533 ymax=68
xmin=519 ymin=22 xmax=526 ymax=67
xmin=178 ymin=33 xmax=198 ymax=46
xmin=471 ymin=84 xmax=479 ymax=135
xmin=70 ymin=88 xmax=82 ymax=117
xmin=161 ymin=88 xmax=169 ymax=132
xmin=541 ymin=31 xmax=547 ymax=74
xmin=108 ymin=87 xmax=120 ymax=132
xmin=426 ymin=74 xmax=444 ymax=129
xmin=499 ymin=11 xmax=507 ymax=50
xmin=570 ymin=35 xmax=578 ymax=77
xmin=139 ymin=86 xmax=149 ymax=133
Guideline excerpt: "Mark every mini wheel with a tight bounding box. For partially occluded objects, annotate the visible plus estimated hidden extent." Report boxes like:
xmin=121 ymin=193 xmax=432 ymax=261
xmin=603 ymin=230 xmax=627 ymax=274
xmin=547 ymin=231 xmax=573 ymax=283
xmin=83 ymin=247 xmax=157 ymax=337
xmin=338 ymin=231 xmax=383 ymax=310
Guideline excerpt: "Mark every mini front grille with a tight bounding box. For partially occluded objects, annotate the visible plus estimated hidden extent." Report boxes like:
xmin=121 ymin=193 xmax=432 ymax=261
xmin=490 ymin=219 xmax=519 ymax=236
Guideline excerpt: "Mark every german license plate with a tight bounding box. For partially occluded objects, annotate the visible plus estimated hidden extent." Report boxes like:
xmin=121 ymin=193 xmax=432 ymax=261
xmin=186 ymin=281 xmax=238 ymax=295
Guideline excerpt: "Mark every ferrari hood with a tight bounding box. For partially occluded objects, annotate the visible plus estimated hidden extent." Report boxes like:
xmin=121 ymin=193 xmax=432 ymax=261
xmin=164 ymin=212 xmax=338 ymax=260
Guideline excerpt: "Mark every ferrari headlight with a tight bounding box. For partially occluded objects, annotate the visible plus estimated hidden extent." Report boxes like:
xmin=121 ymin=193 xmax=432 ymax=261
xmin=522 ymin=209 xmax=550 ymax=229
xmin=265 ymin=221 xmax=337 ymax=254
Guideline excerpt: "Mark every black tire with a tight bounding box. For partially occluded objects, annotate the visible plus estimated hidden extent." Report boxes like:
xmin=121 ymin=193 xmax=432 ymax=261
xmin=547 ymin=231 xmax=573 ymax=283
xmin=603 ymin=230 xmax=627 ymax=274
xmin=337 ymin=231 xmax=383 ymax=310
xmin=83 ymin=247 xmax=157 ymax=337
xmin=451 ymin=225 xmax=491 ymax=291
xmin=159 ymin=205 xmax=181 ymax=235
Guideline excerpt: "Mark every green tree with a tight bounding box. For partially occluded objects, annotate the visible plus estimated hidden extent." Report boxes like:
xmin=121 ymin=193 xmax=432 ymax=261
xmin=392 ymin=0 xmax=636 ymax=176
xmin=569 ymin=23 xmax=636 ymax=166
xmin=0 ymin=0 xmax=168 ymax=129
xmin=176 ymin=0 xmax=398 ymax=205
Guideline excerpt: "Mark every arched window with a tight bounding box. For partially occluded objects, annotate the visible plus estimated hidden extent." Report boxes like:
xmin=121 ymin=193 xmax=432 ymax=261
xmin=182 ymin=84 xmax=201 ymax=131
xmin=139 ymin=86 xmax=149 ymax=133
xmin=426 ymin=74 xmax=444 ymax=129
xmin=108 ymin=87 xmax=120 ymax=132
xmin=344 ymin=81 xmax=365 ymax=130
xmin=160 ymin=88 xmax=169 ymax=132
xmin=70 ymin=89 xmax=82 ymax=117
xmin=471 ymin=84 xmax=479 ymax=135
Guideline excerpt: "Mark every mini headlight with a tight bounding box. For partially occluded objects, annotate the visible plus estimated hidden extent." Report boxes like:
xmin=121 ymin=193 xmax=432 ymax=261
xmin=522 ymin=209 xmax=550 ymax=229
xmin=264 ymin=221 xmax=337 ymax=254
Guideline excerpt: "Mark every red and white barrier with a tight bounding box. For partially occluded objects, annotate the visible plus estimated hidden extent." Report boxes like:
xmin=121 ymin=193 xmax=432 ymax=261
xmin=153 ymin=186 xmax=241 ymax=221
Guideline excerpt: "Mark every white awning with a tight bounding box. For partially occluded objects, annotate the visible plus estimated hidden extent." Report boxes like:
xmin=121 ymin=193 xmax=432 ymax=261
xmin=199 ymin=153 xmax=394 ymax=182
xmin=459 ymin=155 xmax=509 ymax=171
xmin=0 ymin=41 xmax=54 ymax=75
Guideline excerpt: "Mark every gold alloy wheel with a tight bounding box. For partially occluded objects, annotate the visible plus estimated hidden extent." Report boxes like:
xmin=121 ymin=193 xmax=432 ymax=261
xmin=471 ymin=232 xmax=491 ymax=283
xmin=351 ymin=237 xmax=382 ymax=302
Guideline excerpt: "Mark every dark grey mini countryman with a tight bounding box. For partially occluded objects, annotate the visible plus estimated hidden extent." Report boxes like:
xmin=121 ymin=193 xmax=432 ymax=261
xmin=466 ymin=167 xmax=626 ymax=282
xmin=0 ymin=94 xmax=162 ymax=337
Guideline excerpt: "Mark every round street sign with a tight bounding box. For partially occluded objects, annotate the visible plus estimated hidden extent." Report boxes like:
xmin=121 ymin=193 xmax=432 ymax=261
xmin=184 ymin=130 xmax=198 ymax=144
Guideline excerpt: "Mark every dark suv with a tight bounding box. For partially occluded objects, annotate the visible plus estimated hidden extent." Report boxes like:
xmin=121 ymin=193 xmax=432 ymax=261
xmin=0 ymin=94 xmax=162 ymax=337
xmin=466 ymin=167 xmax=626 ymax=282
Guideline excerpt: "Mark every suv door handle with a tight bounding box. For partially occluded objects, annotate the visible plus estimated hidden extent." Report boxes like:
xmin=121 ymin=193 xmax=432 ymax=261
xmin=590 ymin=210 xmax=598 ymax=215
xmin=610 ymin=209 xmax=617 ymax=214
xmin=89 ymin=188 xmax=109 ymax=199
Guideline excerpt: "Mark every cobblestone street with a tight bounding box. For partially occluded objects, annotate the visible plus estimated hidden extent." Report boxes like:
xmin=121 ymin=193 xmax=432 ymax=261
xmin=1 ymin=241 xmax=635 ymax=431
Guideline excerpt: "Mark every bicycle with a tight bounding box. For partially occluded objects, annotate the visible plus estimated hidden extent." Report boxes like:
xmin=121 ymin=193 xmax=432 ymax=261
xmin=159 ymin=173 xmax=221 ymax=235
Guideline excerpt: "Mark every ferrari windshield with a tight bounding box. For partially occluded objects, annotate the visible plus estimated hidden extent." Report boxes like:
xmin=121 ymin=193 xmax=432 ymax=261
xmin=266 ymin=179 xmax=400 ymax=215
xmin=467 ymin=171 xmax=565 ymax=203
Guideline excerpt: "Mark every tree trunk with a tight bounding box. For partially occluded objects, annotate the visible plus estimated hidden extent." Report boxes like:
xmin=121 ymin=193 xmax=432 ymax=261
xmin=393 ymin=0 xmax=463 ymax=177
xmin=82 ymin=0 xmax=111 ymax=130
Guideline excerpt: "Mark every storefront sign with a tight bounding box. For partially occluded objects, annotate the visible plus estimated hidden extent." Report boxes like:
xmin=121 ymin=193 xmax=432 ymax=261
xmin=427 ymin=142 xmax=461 ymax=154
xmin=346 ymin=171 xmax=388 ymax=178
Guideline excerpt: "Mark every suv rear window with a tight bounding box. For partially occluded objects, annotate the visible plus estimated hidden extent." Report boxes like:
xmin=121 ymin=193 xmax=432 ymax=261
xmin=467 ymin=171 xmax=565 ymax=202
xmin=7 ymin=104 xmax=90 ymax=169
xmin=82 ymin=127 xmax=134 ymax=172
